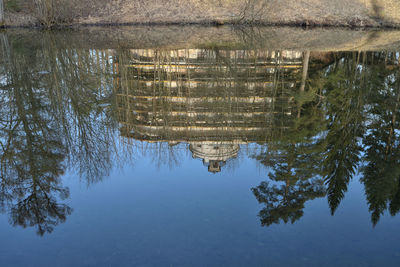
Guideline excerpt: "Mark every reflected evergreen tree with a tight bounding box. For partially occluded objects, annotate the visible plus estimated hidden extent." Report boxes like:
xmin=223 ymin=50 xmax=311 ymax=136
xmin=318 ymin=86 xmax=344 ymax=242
xmin=252 ymin=76 xmax=327 ymax=226
xmin=361 ymin=59 xmax=400 ymax=226
xmin=252 ymin=178 xmax=325 ymax=226
xmin=321 ymin=53 xmax=367 ymax=214
xmin=254 ymin=51 xmax=400 ymax=225
xmin=252 ymin=130 xmax=326 ymax=226
xmin=389 ymin=180 xmax=400 ymax=216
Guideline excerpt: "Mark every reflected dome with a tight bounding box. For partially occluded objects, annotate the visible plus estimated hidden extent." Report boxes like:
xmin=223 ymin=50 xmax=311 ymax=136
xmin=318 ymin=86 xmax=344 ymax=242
xmin=189 ymin=143 xmax=239 ymax=173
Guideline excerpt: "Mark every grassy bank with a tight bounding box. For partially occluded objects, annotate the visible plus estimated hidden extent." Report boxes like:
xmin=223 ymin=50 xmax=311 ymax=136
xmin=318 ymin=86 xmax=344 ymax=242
xmin=2 ymin=0 xmax=400 ymax=28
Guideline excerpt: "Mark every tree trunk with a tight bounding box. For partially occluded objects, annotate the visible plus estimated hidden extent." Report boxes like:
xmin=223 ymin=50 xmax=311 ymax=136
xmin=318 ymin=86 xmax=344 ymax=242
xmin=385 ymin=73 xmax=400 ymax=158
xmin=300 ymin=50 xmax=310 ymax=93
xmin=0 ymin=0 xmax=4 ymax=26
xmin=297 ymin=50 xmax=310 ymax=118
xmin=34 ymin=0 xmax=54 ymax=26
xmin=0 ymin=32 xmax=10 ymax=64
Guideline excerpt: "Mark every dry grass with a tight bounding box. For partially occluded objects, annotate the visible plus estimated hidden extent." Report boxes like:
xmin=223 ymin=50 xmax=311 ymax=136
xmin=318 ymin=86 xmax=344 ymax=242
xmin=33 ymin=0 xmax=77 ymax=26
xmin=3 ymin=0 xmax=400 ymax=27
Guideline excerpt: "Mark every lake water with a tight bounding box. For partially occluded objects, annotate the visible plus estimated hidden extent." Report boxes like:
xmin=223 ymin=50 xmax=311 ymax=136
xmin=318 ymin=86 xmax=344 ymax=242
xmin=0 ymin=27 xmax=400 ymax=266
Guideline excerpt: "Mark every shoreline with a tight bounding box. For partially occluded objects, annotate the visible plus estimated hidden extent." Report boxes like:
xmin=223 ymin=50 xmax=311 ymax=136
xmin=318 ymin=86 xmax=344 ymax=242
xmin=3 ymin=25 xmax=400 ymax=52
xmin=2 ymin=19 xmax=400 ymax=30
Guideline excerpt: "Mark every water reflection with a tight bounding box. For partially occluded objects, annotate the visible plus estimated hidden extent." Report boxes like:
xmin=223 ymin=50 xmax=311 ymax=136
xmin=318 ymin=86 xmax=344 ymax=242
xmin=0 ymin=31 xmax=400 ymax=234
xmin=115 ymin=48 xmax=300 ymax=171
xmin=0 ymin=32 xmax=116 ymax=235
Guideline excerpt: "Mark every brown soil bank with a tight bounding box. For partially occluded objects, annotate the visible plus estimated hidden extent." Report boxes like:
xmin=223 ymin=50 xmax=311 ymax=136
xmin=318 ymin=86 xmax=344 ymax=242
xmin=2 ymin=0 xmax=400 ymax=28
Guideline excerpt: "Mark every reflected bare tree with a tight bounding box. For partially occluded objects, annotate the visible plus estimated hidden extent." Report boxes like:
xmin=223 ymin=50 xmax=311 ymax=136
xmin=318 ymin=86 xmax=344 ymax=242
xmin=0 ymin=34 xmax=71 ymax=235
xmin=41 ymin=41 xmax=117 ymax=184
xmin=0 ymin=32 xmax=117 ymax=234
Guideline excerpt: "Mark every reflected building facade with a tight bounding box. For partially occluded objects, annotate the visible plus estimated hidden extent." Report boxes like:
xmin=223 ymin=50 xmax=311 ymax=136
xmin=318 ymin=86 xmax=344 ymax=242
xmin=114 ymin=48 xmax=306 ymax=172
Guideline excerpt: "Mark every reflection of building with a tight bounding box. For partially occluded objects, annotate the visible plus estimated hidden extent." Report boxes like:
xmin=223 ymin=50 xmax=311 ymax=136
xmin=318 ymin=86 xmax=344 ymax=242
xmin=114 ymin=49 xmax=304 ymax=172
xmin=189 ymin=143 xmax=240 ymax=173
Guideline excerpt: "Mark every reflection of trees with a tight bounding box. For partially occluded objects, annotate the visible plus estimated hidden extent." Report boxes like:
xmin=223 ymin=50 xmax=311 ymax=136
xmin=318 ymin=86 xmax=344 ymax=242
xmin=252 ymin=179 xmax=325 ymax=226
xmin=252 ymin=61 xmax=327 ymax=226
xmin=0 ymin=36 xmax=71 ymax=235
xmin=0 ymin=33 xmax=116 ymax=234
xmin=323 ymin=52 xmax=400 ymax=224
xmin=321 ymin=52 xmax=367 ymax=214
xmin=40 ymin=35 xmax=117 ymax=183
xmin=2 ymin=30 xmax=400 ymax=231
xmin=253 ymin=51 xmax=400 ymax=226
xmin=361 ymin=57 xmax=400 ymax=225
xmin=9 ymin=86 xmax=69 ymax=236
xmin=252 ymin=129 xmax=326 ymax=226
xmin=309 ymin=51 xmax=400 ymax=224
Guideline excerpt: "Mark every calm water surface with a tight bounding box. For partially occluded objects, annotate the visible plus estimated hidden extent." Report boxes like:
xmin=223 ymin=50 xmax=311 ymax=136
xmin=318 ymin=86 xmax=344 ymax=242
xmin=0 ymin=28 xmax=399 ymax=266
